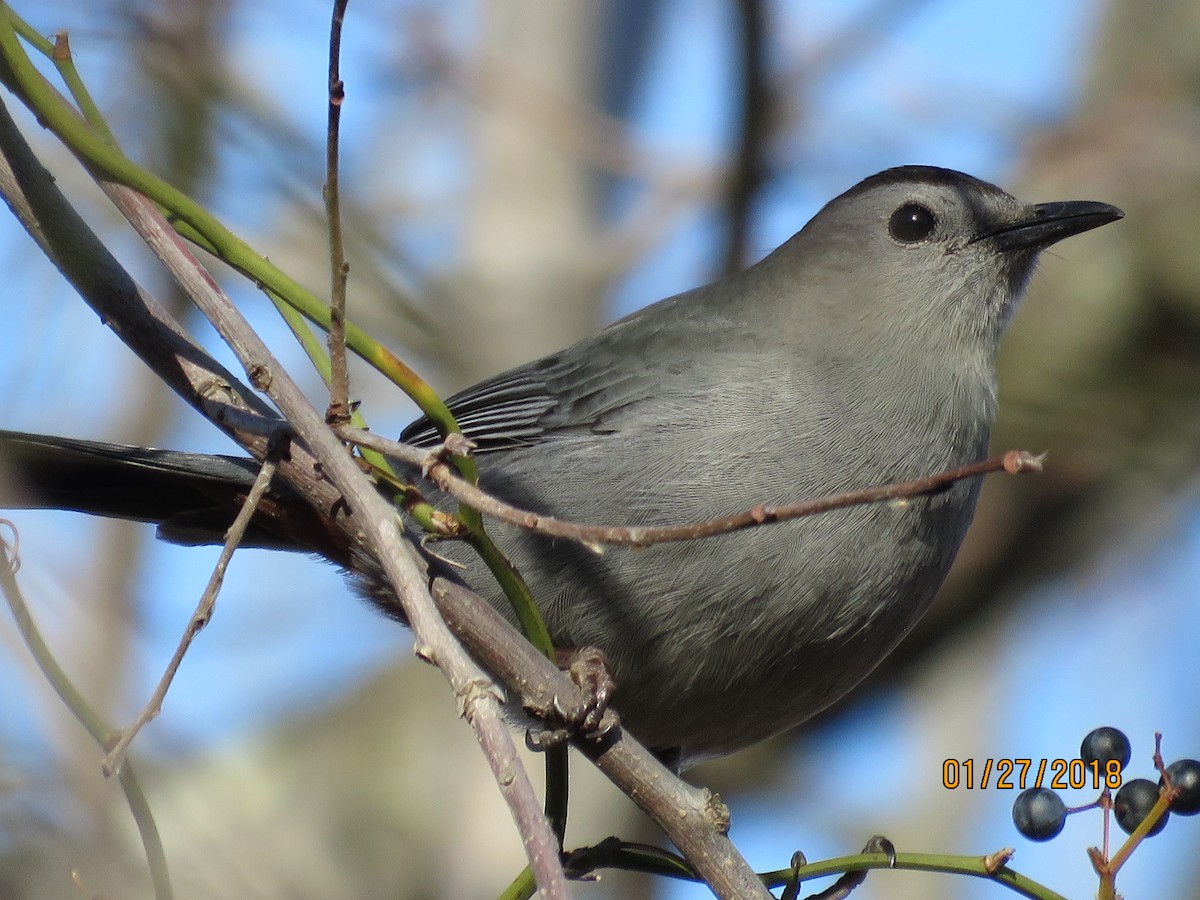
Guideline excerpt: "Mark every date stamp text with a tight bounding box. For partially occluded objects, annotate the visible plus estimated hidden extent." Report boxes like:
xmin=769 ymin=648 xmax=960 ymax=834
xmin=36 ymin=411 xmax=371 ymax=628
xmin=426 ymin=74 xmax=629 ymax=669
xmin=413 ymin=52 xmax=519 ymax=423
xmin=943 ymin=758 xmax=1123 ymax=790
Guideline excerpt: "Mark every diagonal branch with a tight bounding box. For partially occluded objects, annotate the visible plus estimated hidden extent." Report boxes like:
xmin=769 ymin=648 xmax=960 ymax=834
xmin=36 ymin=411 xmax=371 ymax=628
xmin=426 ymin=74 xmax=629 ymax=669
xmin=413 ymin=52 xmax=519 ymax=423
xmin=431 ymin=576 xmax=771 ymax=898
xmin=0 ymin=93 xmax=570 ymax=897
xmin=98 ymin=171 xmax=573 ymax=898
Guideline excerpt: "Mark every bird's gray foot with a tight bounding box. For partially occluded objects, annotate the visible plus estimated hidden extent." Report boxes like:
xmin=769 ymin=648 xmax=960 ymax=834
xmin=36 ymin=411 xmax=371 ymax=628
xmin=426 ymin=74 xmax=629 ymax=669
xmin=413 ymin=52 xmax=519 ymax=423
xmin=525 ymin=647 xmax=618 ymax=751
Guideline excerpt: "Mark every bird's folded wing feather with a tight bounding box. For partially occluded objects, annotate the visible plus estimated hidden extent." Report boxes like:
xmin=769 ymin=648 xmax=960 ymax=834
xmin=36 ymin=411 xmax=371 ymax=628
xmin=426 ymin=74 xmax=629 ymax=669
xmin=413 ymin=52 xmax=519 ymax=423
xmin=399 ymin=347 xmax=661 ymax=453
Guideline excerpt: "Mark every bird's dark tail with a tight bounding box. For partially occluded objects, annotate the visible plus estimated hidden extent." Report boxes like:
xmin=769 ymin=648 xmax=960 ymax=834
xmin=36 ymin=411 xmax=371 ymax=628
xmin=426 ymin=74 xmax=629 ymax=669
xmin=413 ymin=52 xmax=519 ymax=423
xmin=0 ymin=430 xmax=348 ymax=557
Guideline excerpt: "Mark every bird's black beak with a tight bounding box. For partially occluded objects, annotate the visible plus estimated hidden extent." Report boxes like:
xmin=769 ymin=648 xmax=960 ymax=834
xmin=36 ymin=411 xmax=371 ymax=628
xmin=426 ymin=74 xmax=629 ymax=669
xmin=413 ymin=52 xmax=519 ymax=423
xmin=979 ymin=200 xmax=1124 ymax=252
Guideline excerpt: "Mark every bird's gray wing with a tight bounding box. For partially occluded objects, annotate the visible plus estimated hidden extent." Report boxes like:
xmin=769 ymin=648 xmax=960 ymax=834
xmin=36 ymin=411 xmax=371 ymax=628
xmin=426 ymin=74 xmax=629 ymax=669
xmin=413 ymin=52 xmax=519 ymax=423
xmin=400 ymin=360 xmax=561 ymax=451
xmin=400 ymin=343 xmax=662 ymax=453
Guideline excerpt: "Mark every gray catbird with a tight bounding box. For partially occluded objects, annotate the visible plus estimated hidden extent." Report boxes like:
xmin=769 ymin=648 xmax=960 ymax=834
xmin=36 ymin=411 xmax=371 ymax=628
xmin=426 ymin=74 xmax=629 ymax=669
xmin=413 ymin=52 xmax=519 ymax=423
xmin=0 ymin=166 xmax=1121 ymax=766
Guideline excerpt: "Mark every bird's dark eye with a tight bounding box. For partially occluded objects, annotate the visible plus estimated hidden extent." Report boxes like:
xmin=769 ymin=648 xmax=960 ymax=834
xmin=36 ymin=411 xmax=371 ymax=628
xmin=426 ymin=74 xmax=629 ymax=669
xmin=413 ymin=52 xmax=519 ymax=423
xmin=888 ymin=203 xmax=937 ymax=243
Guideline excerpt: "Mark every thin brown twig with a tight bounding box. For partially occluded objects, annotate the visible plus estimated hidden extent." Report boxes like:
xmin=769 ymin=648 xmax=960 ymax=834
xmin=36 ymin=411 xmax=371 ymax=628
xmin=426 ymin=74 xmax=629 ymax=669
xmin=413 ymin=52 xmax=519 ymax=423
xmin=1093 ymin=733 xmax=1173 ymax=889
xmin=100 ymin=458 xmax=279 ymax=776
xmin=340 ymin=427 xmax=1044 ymax=550
xmin=323 ymin=0 xmax=351 ymax=425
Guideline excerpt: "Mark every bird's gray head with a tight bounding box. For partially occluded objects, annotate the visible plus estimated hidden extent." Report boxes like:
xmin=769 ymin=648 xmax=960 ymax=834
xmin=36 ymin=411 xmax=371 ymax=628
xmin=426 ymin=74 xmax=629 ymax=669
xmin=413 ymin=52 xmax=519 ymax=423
xmin=775 ymin=166 xmax=1122 ymax=360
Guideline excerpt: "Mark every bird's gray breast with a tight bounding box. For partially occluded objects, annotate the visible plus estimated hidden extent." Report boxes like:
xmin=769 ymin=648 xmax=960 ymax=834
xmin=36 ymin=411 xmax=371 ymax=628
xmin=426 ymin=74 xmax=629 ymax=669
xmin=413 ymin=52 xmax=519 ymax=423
xmin=452 ymin=359 xmax=993 ymax=760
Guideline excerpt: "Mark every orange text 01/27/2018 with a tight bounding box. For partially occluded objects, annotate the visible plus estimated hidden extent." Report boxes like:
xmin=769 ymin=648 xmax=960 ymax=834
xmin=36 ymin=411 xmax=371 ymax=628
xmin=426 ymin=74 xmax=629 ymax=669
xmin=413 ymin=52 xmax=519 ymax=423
xmin=942 ymin=758 xmax=1123 ymax=791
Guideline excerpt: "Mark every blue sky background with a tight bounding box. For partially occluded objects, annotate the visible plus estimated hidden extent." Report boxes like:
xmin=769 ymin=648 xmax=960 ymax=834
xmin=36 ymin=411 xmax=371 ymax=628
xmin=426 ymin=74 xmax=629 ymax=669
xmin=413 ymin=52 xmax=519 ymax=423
xmin=3 ymin=1 xmax=1197 ymax=898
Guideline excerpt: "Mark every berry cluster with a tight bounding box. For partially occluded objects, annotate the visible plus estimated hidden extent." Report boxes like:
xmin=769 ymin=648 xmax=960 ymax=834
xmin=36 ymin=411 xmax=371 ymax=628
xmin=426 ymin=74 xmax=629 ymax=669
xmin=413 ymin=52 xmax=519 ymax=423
xmin=1011 ymin=727 xmax=1200 ymax=842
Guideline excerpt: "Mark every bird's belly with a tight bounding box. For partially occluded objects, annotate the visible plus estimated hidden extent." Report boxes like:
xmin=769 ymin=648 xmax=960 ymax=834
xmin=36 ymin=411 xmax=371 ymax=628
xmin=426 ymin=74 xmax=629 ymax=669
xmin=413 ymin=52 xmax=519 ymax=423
xmin=482 ymin=483 xmax=977 ymax=762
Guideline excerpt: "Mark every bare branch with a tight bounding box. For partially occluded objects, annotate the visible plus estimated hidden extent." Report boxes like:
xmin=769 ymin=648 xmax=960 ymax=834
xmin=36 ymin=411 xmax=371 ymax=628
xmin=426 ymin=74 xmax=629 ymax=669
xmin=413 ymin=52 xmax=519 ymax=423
xmin=431 ymin=576 xmax=773 ymax=899
xmin=0 ymin=95 xmax=275 ymax=436
xmin=324 ymin=0 xmax=351 ymax=424
xmin=343 ymin=427 xmax=1044 ymax=550
xmin=100 ymin=457 xmax=279 ymax=776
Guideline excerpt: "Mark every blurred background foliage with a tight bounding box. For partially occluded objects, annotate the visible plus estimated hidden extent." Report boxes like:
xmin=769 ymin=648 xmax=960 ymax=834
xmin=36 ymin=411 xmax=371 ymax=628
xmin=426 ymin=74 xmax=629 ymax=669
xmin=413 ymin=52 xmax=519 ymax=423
xmin=1 ymin=0 xmax=1199 ymax=897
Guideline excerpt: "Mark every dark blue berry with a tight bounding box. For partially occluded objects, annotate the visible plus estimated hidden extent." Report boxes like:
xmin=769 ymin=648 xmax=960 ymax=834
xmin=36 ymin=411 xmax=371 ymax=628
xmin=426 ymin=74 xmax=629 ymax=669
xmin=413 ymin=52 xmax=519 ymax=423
xmin=1080 ymin=727 xmax=1131 ymax=770
xmin=1160 ymin=759 xmax=1200 ymax=816
xmin=1012 ymin=787 xmax=1067 ymax=841
xmin=1114 ymin=778 xmax=1168 ymax=836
